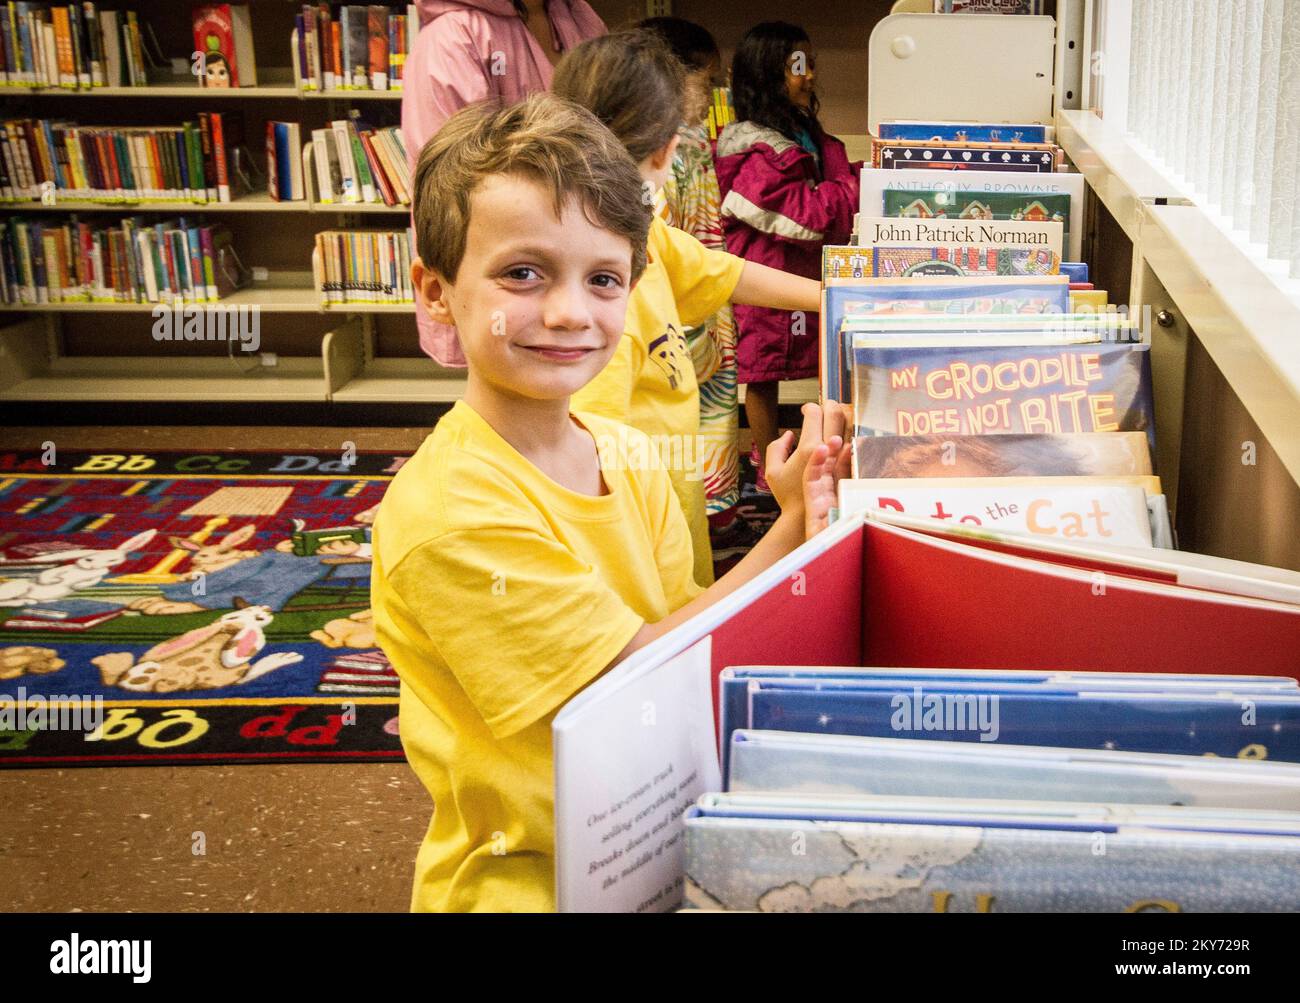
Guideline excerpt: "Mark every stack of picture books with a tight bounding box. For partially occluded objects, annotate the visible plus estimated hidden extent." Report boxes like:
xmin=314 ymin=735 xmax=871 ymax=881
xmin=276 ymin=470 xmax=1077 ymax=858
xmin=682 ymin=664 xmax=1300 ymax=911
xmin=825 ymin=118 xmax=1164 ymax=550
xmin=0 ymin=215 xmax=244 ymax=304
xmin=308 ymin=115 xmax=408 ymax=206
xmin=291 ymin=3 xmax=418 ymax=92
xmin=0 ymin=2 xmax=155 ymax=89
xmin=934 ymin=0 xmax=1046 ymax=14
xmin=313 ymin=226 xmax=413 ymax=305
xmin=1 ymin=113 xmax=249 ymax=204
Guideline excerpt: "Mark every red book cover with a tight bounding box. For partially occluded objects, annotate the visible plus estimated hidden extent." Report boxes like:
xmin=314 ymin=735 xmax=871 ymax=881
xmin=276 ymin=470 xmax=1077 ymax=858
xmin=265 ymin=120 xmax=280 ymax=201
xmin=211 ymin=112 xmax=230 ymax=201
xmin=193 ymin=4 xmax=238 ymax=87
xmin=331 ymin=21 xmax=342 ymax=86
xmin=358 ymin=131 xmax=394 ymax=205
xmin=366 ymin=6 xmax=388 ymax=88
xmin=145 ymin=135 xmax=165 ymax=198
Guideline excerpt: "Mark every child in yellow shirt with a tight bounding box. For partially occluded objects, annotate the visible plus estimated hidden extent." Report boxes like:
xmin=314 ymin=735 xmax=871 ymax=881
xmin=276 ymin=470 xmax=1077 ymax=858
xmin=370 ymin=92 xmax=850 ymax=912
xmin=553 ymin=31 xmax=823 ymax=588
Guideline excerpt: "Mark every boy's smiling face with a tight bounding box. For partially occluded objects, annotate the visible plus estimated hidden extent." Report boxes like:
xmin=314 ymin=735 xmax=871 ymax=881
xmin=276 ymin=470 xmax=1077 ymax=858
xmin=416 ymin=172 xmax=634 ymax=403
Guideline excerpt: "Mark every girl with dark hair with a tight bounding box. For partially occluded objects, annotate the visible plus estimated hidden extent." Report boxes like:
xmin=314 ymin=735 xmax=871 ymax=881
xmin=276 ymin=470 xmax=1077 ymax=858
xmin=554 ymin=30 xmax=824 ymax=587
xmin=715 ymin=21 xmax=861 ymax=498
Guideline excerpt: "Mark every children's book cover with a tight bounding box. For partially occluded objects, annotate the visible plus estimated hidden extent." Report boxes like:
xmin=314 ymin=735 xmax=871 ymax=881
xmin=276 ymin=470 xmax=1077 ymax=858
xmin=872 ymin=138 xmax=1058 ymax=172
xmin=192 ymin=5 xmax=236 ymax=87
xmin=684 ymin=806 xmax=1300 ymax=912
xmin=851 ymin=342 xmax=1155 ymax=443
xmin=852 ymin=432 xmax=1153 ymax=479
xmin=727 ymin=731 xmax=1300 ymax=810
xmin=878 ymin=122 xmax=1049 ymax=143
xmin=837 ymin=478 xmax=1155 ymax=547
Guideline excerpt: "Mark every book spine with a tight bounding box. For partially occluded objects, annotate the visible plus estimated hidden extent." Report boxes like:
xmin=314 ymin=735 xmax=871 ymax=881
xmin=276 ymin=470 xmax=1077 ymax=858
xmin=199 ymin=223 xmax=216 ymax=300
xmin=211 ymin=111 xmax=230 ymax=202
xmin=345 ymin=119 xmax=375 ymax=203
xmin=83 ymin=2 xmax=103 ymax=86
xmin=266 ymin=119 xmax=279 ymax=200
xmin=69 ymin=1 xmax=90 ymax=89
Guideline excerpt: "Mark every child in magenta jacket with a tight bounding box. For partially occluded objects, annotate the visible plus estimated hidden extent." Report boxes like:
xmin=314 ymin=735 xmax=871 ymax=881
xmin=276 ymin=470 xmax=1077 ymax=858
xmin=714 ymin=21 xmax=860 ymax=493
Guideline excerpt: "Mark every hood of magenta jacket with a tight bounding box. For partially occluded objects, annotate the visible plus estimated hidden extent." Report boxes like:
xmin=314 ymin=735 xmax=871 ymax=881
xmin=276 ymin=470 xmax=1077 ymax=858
xmin=417 ymin=0 xmax=604 ymax=42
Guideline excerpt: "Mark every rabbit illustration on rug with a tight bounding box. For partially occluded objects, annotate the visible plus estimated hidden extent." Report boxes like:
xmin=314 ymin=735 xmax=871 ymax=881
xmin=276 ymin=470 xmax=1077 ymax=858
xmin=0 ymin=530 xmax=157 ymax=607
xmin=93 ymin=598 xmax=303 ymax=693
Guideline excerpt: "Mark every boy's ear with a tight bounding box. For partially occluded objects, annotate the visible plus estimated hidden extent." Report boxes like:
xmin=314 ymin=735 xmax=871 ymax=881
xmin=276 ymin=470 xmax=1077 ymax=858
xmin=411 ymin=257 xmax=454 ymax=326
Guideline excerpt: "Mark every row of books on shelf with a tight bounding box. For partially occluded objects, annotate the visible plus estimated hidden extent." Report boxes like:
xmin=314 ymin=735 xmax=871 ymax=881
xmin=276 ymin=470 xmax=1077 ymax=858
xmin=0 ymin=110 xmax=409 ymax=208
xmin=689 ymin=666 xmax=1300 ymax=911
xmin=0 ymin=215 xmax=244 ymax=304
xmin=704 ymin=86 xmax=733 ymax=142
xmin=303 ymin=117 xmax=409 ymax=205
xmin=0 ymin=2 xmax=159 ymax=89
xmin=293 ymin=3 xmax=417 ymax=92
xmin=269 ymin=118 xmax=408 ymax=204
xmin=313 ymin=227 xmax=412 ymax=305
xmin=0 ymin=113 xmax=251 ymax=204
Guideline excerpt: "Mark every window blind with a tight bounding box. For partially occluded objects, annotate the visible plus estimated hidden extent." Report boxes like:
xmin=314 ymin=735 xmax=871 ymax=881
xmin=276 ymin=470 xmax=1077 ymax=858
xmin=1125 ymin=0 xmax=1300 ymax=279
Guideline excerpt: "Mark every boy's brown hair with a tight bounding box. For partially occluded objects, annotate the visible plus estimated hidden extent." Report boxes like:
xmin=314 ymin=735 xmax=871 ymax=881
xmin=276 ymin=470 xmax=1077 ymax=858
xmin=412 ymin=92 xmax=651 ymax=284
xmin=552 ymin=29 xmax=686 ymax=163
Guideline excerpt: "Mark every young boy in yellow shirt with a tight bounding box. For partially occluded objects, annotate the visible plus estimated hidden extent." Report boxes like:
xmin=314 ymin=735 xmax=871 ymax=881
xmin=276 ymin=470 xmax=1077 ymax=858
xmin=370 ymin=92 xmax=850 ymax=913
xmin=553 ymin=31 xmax=824 ymax=588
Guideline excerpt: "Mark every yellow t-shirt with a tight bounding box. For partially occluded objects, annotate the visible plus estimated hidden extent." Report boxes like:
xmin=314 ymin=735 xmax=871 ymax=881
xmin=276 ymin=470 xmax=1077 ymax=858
xmin=370 ymin=401 xmax=702 ymax=912
xmin=570 ymin=216 xmax=745 ymax=588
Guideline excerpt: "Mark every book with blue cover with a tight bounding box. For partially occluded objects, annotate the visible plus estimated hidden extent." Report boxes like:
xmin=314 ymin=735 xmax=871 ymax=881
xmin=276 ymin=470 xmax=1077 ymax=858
xmin=735 ymin=679 xmax=1300 ymax=762
xmin=716 ymin=666 xmax=1300 ymax=780
xmin=878 ymin=122 xmax=1050 ymax=144
xmin=820 ymin=274 xmax=1071 ymax=401
xmin=727 ymin=731 xmax=1300 ymax=809
xmin=684 ymin=792 xmax=1300 ymax=912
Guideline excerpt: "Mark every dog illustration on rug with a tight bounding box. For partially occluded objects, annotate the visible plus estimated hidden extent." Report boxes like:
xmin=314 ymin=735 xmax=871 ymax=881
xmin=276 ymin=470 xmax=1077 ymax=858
xmin=93 ymin=599 xmax=304 ymax=693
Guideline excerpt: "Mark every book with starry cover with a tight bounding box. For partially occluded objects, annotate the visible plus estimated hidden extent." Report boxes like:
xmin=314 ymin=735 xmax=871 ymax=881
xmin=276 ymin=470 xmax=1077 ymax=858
xmin=683 ymin=792 xmax=1300 ymax=912
xmin=871 ymin=137 xmax=1060 ymax=173
xmin=720 ymin=675 xmax=1300 ymax=763
xmin=716 ymin=666 xmax=1300 ymax=779
xmin=726 ymin=731 xmax=1300 ymax=809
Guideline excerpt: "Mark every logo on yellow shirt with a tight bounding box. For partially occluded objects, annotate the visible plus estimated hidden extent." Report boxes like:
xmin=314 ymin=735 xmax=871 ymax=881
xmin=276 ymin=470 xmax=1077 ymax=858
xmin=647 ymin=324 xmax=689 ymax=391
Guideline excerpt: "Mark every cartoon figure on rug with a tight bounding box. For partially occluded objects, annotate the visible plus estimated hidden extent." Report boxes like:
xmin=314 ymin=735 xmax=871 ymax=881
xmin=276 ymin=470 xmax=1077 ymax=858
xmin=310 ymin=608 xmax=375 ymax=649
xmin=128 ymin=519 xmax=372 ymax=616
xmin=93 ymin=598 xmax=303 ymax=693
xmin=0 ymin=530 xmax=157 ymax=607
xmin=0 ymin=646 xmax=65 ymax=681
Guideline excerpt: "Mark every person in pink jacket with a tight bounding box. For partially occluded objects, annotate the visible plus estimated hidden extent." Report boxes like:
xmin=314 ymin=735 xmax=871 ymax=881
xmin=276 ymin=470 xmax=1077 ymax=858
xmin=714 ymin=21 xmax=860 ymax=495
xmin=401 ymin=0 xmax=607 ymax=366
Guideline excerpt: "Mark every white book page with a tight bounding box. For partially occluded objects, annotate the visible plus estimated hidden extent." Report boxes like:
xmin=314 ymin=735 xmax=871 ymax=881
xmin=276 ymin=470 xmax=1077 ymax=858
xmin=553 ymin=637 xmax=721 ymax=913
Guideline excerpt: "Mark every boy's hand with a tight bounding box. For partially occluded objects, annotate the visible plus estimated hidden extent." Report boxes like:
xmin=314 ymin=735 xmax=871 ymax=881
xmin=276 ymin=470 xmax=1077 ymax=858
xmin=764 ymin=402 xmax=853 ymax=535
xmin=803 ymin=401 xmax=854 ymax=538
